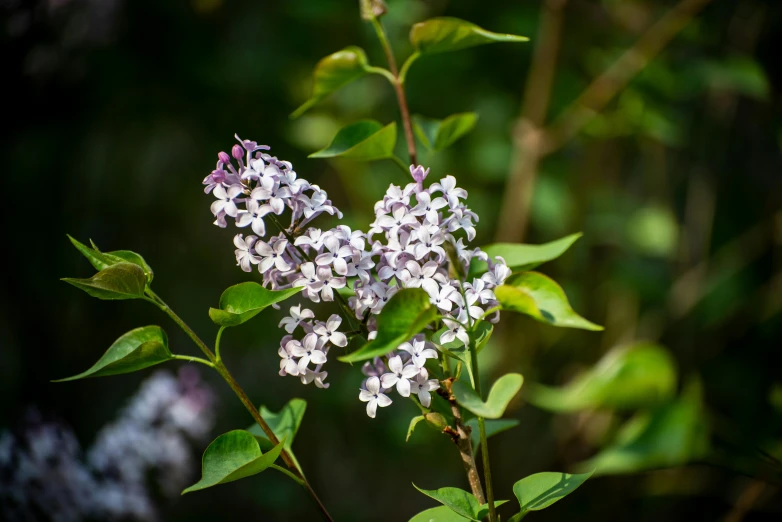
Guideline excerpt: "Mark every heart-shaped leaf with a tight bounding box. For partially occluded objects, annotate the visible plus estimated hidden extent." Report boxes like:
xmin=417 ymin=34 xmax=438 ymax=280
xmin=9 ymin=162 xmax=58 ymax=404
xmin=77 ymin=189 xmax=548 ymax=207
xmin=68 ymin=236 xmax=154 ymax=283
xmin=410 ymin=17 xmax=528 ymax=56
xmin=413 ymin=113 xmax=478 ymax=151
xmin=54 ymin=326 xmax=172 ymax=381
xmin=466 ymin=418 xmax=520 ymax=451
xmin=339 ymin=288 xmax=439 ymax=363
xmin=527 ymin=342 xmax=677 ymax=412
xmin=309 ymin=120 xmax=397 ymax=161
xmin=62 ymin=262 xmax=146 ymax=300
xmin=511 ymin=471 xmax=593 ymax=518
xmin=409 ymin=505 xmax=470 ymax=522
xmin=209 ymin=282 xmax=302 ymax=327
xmin=248 ymin=398 xmax=307 ymax=473
xmin=495 ymin=272 xmax=603 ymax=331
xmin=183 ymin=430 xmax=284 ymax=494
xmin=413 ymin=484 xmax=508 ymax=521
xmin=470 ymin=233 xmax=583 ymax=275
xmin=453 ymin=373 xmax=523 ymax=419
xmin=576 ymin=379 xmax=709 ymax=475
xmin=291 ymin=46 xmax=373 ymax=118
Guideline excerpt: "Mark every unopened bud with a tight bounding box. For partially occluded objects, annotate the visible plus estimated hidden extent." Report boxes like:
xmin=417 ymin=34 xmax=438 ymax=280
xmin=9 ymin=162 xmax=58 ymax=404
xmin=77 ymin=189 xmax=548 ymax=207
xmin=424 ymin=412 xmax=448 ymax=430
xmin=218 ymin=151 xmax=231 ymax=164
xmin=231 ymin=144 xmax=244 ymax=159
xmin=409 ymin=164 xmax=430 ymax=184
xmin=211 ymin=169 xmax=226 ymax=184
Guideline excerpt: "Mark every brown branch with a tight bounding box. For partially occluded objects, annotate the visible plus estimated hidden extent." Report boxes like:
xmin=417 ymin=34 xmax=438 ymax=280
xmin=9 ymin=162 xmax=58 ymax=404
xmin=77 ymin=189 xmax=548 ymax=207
xmin=437 ymin=380 xmax=486 ymax=503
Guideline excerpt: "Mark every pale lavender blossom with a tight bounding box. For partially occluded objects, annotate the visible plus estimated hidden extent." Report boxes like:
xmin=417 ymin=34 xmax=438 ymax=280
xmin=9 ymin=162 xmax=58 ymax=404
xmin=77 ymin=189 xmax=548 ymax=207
xmin=359 ymin=376 xmax=392 ymax=418
xmin=410 ymin=368 xmax=440 ymax=407
xmin=313 ymin=314 xmax=348 ymax=348
xmin=380 ymin=356 xmax=419 ymax=397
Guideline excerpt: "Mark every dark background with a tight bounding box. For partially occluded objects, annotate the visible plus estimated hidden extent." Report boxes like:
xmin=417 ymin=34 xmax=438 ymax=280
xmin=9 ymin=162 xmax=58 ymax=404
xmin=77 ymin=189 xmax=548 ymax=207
xmin=2 ymin=0 xmax=782 ymax=520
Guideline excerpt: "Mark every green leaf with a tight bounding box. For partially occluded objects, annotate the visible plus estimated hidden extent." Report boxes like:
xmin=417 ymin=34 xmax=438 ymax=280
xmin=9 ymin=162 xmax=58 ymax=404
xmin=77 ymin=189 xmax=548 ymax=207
xmin=54 ymin=326 xmax=172 ymax=381
xmin=407 ymin=415 xmax=425 ymax=442
xmin=339 ymin=288 xmax=439 ymax=363
xmin=309 ymin=120 xmax=397 ymax=161
xmin=527 ymin=342 xmax=677 ymax=412
xmin=68 ymin=236 xmax=154 ymax=283
xmin=413 ymin=113 xmax=478 ymax=151
xmin=453 ymin=373 xmax=523 ymax=419
xmin=209 ymin=282 xmax=302 ymax=327
xmin=291 ymin=46 xmax=373 ymax=118
xmin=410 ymin=17 xmax=528 ymax=56
xmin=182 ymin=430 xmax=284 ymax=494
xmin=576 ymin=379 xmax=710 ymax=475
xmin=62 ymin=262 xmax=146 ymax=300
xmin=247 ymin=398 xmax=307 ymax=474
xmin=413 ymin=485 xmax=508 ymax=521
xmin=409 ymin=506 xmax=470 ymax=522
xmin=466 ymin=418 xmax=520 ymax=450
xmin=512 ymin=471 xmax=593 ymax=517
xmin=470 ymin=233 xmax=583 ymax=275
xmin=496 ymin=272 xmax=603 ymax=331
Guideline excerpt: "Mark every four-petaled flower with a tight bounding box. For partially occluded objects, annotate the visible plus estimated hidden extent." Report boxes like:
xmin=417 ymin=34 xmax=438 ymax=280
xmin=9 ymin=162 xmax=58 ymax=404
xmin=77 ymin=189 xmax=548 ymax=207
xmin=359 ymin=376 xmax=392 ymax=418
xmin=380 ymin=355 xmax=420 ymax=397
xmin=313 ymin=314 xmax=348 ymax=347
xmin=289 ymin=333 xmax=328 ymax=373
xmin=410 ymin=368 xmax=440 ymax=407
xmin=255 ymin=238 xmax=292 ymax=273
xmin=400 ymin=338 xmax=438 ymax=369
xmin=278 ymin=305 xmax=315 ymax=334
xmin=234 ymin=234 xmax=259 ymax=272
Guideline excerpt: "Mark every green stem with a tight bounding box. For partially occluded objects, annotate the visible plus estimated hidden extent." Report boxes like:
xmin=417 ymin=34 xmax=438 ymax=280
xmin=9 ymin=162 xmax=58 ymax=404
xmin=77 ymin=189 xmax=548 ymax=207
xmin=399 ymin=51 xmax=419 ymax=84
xmin=171 ymin=354 xmax=215 ymax=368
xmin=469 ymin=337 xmax=497 ymax=522
xmin=368 ymin=16 xmax=417 ymax=166
xmin=215 ymin=326 xmax=225 ymax=363
xmin=144 ymin=289 xmax=334 ymax=522
xmin=271 ymin=464 xmax=305 ymax=486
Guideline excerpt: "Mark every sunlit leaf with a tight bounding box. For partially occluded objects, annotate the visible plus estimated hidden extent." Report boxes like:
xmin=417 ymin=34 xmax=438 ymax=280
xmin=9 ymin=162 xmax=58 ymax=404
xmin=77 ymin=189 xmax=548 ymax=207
xmin=182 ymin=430 xmax=284 ymax=494
xmin=466 ymin=418 xmax=520 ymax=451
xmin=413 ymin=113 xmax=478 ymax=151
xmin=339 ymin=289 xmax=438 ymax=363
xmin=309 ymin=120 xmax=397 ymax=161
xmin=248 ymin=398 xmax=307 ymax=473
xmin=54 ymin=326 xmax=172 ymax=381
xmin=576 ymin=379 xmax=710 ymax=475
xmin=411 ymin=17 xmax=528 ymax=56
xmin=471 ymin=233 xmax=583 ymax=275
xmin=496 ymin=272 xmax=603 ymax=331
xmin=413 ymin=484 xmax=508 ymax=521
xmin=511 ymin=471 xmax=592 ymax=519
xmin=62 ymin=262 xmax=146 ymax=300
xmin=291 ymin=46 xmax=373 ymax=118
xmin=527 ymin=342 xmax=677 ymax=412
xmin=68 ymin=236 xmax=154 ymax=283
xmin=453 ymin=373 xmax=523 ymax=419
xmin=409 ymin=505 xmax=470 ymax=522
xmin=209 ymin=282 xmax=302 ymax=327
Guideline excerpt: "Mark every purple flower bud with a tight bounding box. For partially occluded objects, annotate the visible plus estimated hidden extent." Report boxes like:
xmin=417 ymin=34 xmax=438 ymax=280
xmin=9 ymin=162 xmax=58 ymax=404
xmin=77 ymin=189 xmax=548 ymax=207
xmin=232 ymin=144 xmax=244 ymax=160
xmin=211 ymin=169 xmax=226 ymax=184
xmin=410 ymin=164 xmax=430 ymax=184
xmin=218 ymin=151 xmax=231 ymax=164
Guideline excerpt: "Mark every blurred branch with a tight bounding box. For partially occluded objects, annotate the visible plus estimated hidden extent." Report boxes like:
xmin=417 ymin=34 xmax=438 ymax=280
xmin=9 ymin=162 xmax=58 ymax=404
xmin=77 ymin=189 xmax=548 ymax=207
xmin=723 ymin=480 xmax=768 ymax=522
xmin=497 ymin=0 xmax=713 ymax=242
xmin=497 ymin=0 xmax=567 ymax=242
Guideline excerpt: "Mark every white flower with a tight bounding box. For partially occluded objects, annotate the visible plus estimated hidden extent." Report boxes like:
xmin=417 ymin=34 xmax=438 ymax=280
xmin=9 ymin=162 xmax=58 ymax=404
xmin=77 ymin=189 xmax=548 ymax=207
xmin=315 ymin=265 xmax=346 ymax=302
xmin=400 ymin=338 xmax=438 ymax=369
xmin=426 ymin=283 xmax=463 ymax=313
xmin=441 ymin=312 xmax=470 ymax=346
xmin=278 ymin=305 xmax=315 ymax=334
xmin=300 ymin=368 xmax=330 ymax=389
xmin=234 ymin=234 xmax=259 ymax=272
xmin=294 ymin=228 xmax=328 ymax=250
xmin=481 ymin=258 xmax=511 ymax=287
xmin=211 ymin=184 xmax=243 ymax=218
xmin=293 ymin=262 xmax=325 ymax=302
xmin=374 ymin=205 xmax=418 ymax=236
xmin=313 ymin=314 xmax=348 ymax=347
xmin=251 ymin=178 xmax=292 ymax=215
xmin=380 ymin=355 xmax=419 ymax=397
xmin=411 ymin=191 xmax=447 ymax=224
xmin=413 ymin=226 xmax=446 ymax=261
xmin=367 ymin=282 xmax=398 ymax=313
xmin=400 ymin=260 xmax=446 ymax=294
xmin=289 ymin=333 xmax=328 ymax=373
xmin=410 ymin=368 xmax=440 ymax=407
xmin=334 ymin=225 xmax=366 ymax=250
xmin=236 ymin=199 xmax=274 ymax=236
xmin=314 ymin=235 xmax=353 ymax=275
xmin=255 ymin=238 xmax=292 ymax=273
xmin=431 ymin=175 xmax=468 ymax=209
xmin=301 ymin=189 xmax=338 ymax=219
xmin=447 ymin=208 xmax=477 ymax=241
xmin=278 ymin=339 xmax=301 ymax=376
xmin=344 ymin=251 xmax=375 ymax=283
xmin=359 ymin=376 xmax=392 ymax=418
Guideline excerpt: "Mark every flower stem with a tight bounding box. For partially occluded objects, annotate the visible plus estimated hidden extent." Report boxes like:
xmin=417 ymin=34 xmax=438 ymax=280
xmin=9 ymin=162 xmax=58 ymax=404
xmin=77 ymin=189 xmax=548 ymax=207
xmin=145 ymin=289 xmax=334 ymax=522
xmin=469 ymin=339 xmax=497 ymax=522
xmin=368 ymin=16 xmax=417 ymax=166
xmin=214 ymin=326 xmax=225 ymax=363
xmin=171 ymin=354 xmax=215 ymax=368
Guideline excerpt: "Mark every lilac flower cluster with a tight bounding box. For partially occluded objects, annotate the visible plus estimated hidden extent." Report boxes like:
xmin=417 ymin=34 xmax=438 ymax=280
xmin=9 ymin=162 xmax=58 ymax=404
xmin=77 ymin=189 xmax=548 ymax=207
xmin=204 ymin=138 xmax=511 ymax=418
